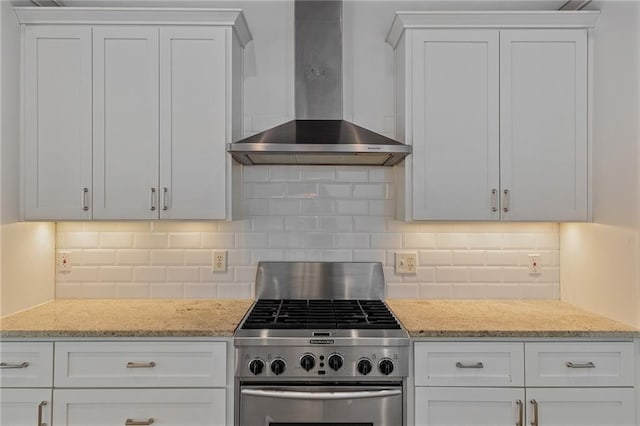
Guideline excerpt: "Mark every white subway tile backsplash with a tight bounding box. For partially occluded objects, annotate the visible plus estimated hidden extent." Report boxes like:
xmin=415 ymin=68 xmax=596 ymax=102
xmin=269 ymin=200 xmax=303 ymax=216
xmin=270 ymin=166 xmax=301 ymax=182
xmin=201 ymin=232 xmax=235 ymax=248
xmin=167 ymin=267 xmax=200 ymax=282
xmin=99 ymin=267 xmax=133 ymax=282
xmin=169 ymin=233 xmax=201 ymax=248
xmin=286 ymin=183 xmax=318 ymax=198
xmin=134 ymin=233 xmax=169 ymax=249
xmin=56 ymin=166 xmax=560 ymax=300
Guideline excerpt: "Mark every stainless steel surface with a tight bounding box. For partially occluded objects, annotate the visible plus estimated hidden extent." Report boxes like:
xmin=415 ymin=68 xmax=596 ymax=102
xmin=241 ymin=388 xmax=401 ymax=400
xmin=82 ymin=187 xmax=89 ymax=211
xmin=37 ymin=400 xmax=47 ymax=426
xmin=530 ymin=399 xmax=539 ymax=426
xmin=491 ymin=188 xmax=498 ymax=212
xmin=239 ymin=384 xmax=403 ymax=426
xmin=126 ymin=361 xmax=156 ymax=368
xmin=254 ymin=261 xmax=385 ymax=300
xmin=295 ymin=0 xmax=342 ymax=120
xmin=149 ymin=188 xmax=156 ymax=212
xmin=455 ymin=361 xmax=484 ymax=369
xmin=503 ymin=189 xmax=511 ymax=213
xmin=227 ymin=0 xmax=411 ymax=166
xmin=0 ymin=361 xmax=29 ymax=369
xmin=566 ymin=361 xmax=595 ymax=368
xmin=559 ymin=0 xmax=591 ymax=10
xmin=125 ymin=419 xmax=154 ymax=426
xmin=227 ymin=120 xmax=412 ymax=166
xmin=236 ymin=344 xmax=408 ymax=380
xmin=162 ymin=187 xmax=168 ymax=211
xmin=516 ymin=399 xmax=524 ymax=426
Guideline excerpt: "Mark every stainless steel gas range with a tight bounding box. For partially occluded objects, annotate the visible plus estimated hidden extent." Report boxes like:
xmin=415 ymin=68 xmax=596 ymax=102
xmin=234 ymin=261 xmax=409 ymax=426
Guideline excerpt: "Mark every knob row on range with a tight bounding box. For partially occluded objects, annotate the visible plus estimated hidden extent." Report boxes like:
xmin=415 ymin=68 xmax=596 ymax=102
xmin=248 ymin=356 xmax=394 ymax=376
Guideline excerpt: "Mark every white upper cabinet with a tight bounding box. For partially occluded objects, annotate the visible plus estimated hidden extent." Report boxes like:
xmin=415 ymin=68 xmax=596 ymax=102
xmin=159 ymin=27 xmax=228 ymax=220
xmin=17 ymin=8 xmax=251 ymax=221
xmin=23 ymin=26 xmax=92 ymax=220
xmin=500 ymin=30 xmax=588 ymax=221
xmin=411 ymin=30 xmax=500 ymax=220
xmin=93 ymin=27 xmax=160 ymax=220
xmin=388 ymin=12 xmax=598 ymax=222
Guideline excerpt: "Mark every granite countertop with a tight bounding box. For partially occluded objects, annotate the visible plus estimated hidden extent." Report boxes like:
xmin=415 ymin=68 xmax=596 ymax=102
xmin=1 ymin=299 xmax=637 ymax=339
xmin=0 ymin=299 xmax=253 ymax=338
xmin=386 ymin=300 xmax=640 ymax=338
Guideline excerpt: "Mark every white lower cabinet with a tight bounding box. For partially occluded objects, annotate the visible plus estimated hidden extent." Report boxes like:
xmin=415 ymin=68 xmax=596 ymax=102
xmin=415 ymin=387 xmax=524 ymax=426
xmin=0 ymin=388 xmax=52 ymax=426
xmin=525 ymin=388 xmax=635 ymax=426
xmin=53 ymin=388 xmax=226 ymax=426
xmin=413 ymin=341 xmax=636 ymax=426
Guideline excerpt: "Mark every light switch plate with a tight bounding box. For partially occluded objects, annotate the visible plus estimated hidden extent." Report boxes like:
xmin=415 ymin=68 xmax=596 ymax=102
xmin=395 ymin=252 xmax=417 ymax=274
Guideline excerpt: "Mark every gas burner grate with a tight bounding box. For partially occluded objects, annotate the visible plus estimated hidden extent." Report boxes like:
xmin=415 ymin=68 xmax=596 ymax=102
xmin=241 ymin=299 xmax=401 ymax=330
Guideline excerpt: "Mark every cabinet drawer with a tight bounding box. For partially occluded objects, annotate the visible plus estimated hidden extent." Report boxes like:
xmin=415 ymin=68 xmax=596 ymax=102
xmin=54 ymin=341 xmax=226 ymax=388
xmin=53 ymin=388 xmax=225 ymax=426
xmin=414 ymin=342 xmax=524 ymax=387
xmin=0 ymin=342 xmax=53 ymax=387
xmin=525 ymin=342 xmax=634 ymax=387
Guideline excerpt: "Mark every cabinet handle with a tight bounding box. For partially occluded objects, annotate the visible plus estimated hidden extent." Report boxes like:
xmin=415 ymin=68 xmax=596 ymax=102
xmin=126 ymin=361 xmax=156 ymax=368
xmin=502 ymin=189 xmax=510 ymax=213
xmin=149 ymin=188 xmax=157 ymax=211
xmin=530 ymin=399 xmax=539 ymax=426
xmin=125 ymin=419 xmax=154 ymax=425
xmin=0 ymin=361 xmax=29 ymax=369
xmin=162 ymin=187 xmax=169 ymax=211
xmin=37 ymin=400 xmax=47 ymax=426
xmin=82 ymin=187 xmax=89 ymax=211
xmin=516 ymin=400 xmax=523 ymax=426
xmin=455 ymin=361 xmax=484 ymax=369
xmin=566 ymin=361 xmax=595 ymax=368
xmin=490 ymin=189 xmax=498 ymax=212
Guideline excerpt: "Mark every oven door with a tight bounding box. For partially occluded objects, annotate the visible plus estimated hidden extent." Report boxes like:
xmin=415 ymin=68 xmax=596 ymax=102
xmin=239 ymin=383 xmax=403 ymax=426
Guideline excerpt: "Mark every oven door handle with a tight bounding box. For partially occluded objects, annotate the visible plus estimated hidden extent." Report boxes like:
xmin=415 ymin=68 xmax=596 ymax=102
xmin=241 ymin=389 xmax=401 ymax=400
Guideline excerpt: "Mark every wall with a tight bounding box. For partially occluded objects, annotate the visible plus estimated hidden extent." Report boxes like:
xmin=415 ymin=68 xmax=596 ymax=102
xmin=560 ymin=0 xmax=640 ymax=327
xmin=0 ymin=0 xmax=55 ymax=317
xmin=56 ymin=165 xmax=559 ymax=299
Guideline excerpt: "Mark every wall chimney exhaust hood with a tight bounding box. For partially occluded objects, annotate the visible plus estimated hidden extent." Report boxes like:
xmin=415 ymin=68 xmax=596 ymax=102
xmin=227 ymin=1 xmax=411 ymax=167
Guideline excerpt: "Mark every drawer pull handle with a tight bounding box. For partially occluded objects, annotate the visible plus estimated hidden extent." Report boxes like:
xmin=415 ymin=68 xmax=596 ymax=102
xmin=38 ymin=400 xmax=47 ymax=426
xmin=125 ymin=419 xmax=154 ymax=425
xmin=455 ymin=361 xmax=484 ymax=369
xmin=530 ymin=399 xmax=539 ymax=426
xmin=566 ymin=361 xmax=595 ymax=368
xmin=516 ymin=399 xmax=523 ymax=426
xmin=126 ymin=362 xmax=156 ymax=368
xmin=0 ymin=361 xmax=29 ymax=369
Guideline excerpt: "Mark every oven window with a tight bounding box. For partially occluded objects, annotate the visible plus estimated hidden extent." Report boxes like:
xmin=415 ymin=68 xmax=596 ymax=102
xmin=270 ymin=424 xmax=373 ymax=426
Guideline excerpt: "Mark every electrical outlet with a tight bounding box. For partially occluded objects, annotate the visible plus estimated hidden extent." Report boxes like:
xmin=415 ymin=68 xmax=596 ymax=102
xmin=528 ymin=254 xmax=540 ymax=274
xmin=57 ymin=251 xmax=72 ymax=272
xmin=395 ymin=252 xmax=417 ymax=274
xmin=213 ymin=251 xmax=227 ymax=272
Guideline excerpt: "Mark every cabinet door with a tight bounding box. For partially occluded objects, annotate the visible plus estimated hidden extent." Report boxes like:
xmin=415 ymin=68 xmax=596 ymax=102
xmin=500 ymin=30 xmax=588 ymax=221
xmin=411 ymin=30 xmax=500 ymax=220
xmin=93 ymin=27 xmax=160 ymax=219
xmin=526 ymin=388 xmax=635 ymax=425
xmin=53 ymin=388 xmax=226 ymax=426
xmin=23 ymin=26 xmax=92 ymax=220
xmin=415 ymin=387 xmax=524 ymax=426
xmin=0 ymin=388 xmax=51 ymax=426
xmin=159 ymin=27 xmax=227 ymax=219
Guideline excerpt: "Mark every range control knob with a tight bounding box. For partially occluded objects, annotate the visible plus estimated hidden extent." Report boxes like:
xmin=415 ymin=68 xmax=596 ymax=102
xmin=378 ymin=358 xmax=394 ymax=376
xmin=248 ymin=359 xmax=265 ymax=375
xmin=357 ymin=358 xmax=373 ymax=376
xmin=271 ymin=358 xmax=286 ymax=376
xmin=328 ymin=354 xmax=344 ymax=371
xmin=300 ymin=354 xmax=316 ymax=371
